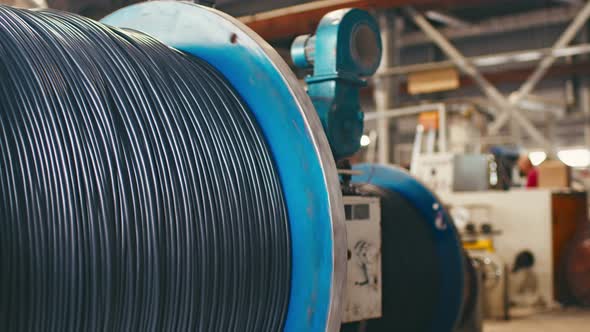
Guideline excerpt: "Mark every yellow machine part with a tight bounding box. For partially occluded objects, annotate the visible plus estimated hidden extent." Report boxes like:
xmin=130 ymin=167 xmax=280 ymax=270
xmin=463 ymin=238 xmax=495 ymax=252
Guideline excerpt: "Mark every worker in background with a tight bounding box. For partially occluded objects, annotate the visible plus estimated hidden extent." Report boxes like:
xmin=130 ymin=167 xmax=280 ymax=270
xmin=517 ymin=154 xmax=538 ymax=188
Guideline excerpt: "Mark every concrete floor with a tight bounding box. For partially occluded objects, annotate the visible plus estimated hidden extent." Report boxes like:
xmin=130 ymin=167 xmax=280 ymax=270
xmin=484 ymin=308 xmax=590 ymax=332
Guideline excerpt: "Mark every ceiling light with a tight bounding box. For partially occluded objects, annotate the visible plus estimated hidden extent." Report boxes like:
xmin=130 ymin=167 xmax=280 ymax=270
xmin=558 ymin=148 xmax=590 ymax=168
xmin=529 ymin=151 xmax=547 ymax=166
xmin=360 ymin=134 xmax=371 ymax=147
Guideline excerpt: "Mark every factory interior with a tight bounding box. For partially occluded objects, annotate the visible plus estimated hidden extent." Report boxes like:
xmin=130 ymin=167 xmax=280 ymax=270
xmin=2 ymin=0 xmax=590 ymax=331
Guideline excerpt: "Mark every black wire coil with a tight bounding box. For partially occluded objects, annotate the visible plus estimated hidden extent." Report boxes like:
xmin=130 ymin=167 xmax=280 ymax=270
xmin=0 ymin=5 xmax=291 ymax=331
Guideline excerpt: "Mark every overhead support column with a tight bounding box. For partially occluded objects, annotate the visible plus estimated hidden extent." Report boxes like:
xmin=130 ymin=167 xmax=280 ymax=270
xmin=488 ymin=0 xmax=590 ymax=134
xmin=374 ymin=9 xmax=401 ymax=164
xmin=576 ymin=20 xmax=590 ymax=148
xmin=403 ymin=6 xmax=555 ymax=154
xmin=579 ymin=78 xmax=590 ymax=147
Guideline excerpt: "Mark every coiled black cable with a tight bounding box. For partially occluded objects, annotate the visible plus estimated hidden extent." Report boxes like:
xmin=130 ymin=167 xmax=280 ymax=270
xmin=0 ymin=5 xmax=291 ymax=331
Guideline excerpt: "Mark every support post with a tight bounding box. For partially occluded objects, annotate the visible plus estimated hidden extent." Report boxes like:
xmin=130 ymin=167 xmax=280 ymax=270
xmin=438 ymin=104 xmax=448 ymax=153
xmin=579 ymin=78 xmax=590 ymax=147
xmin=577 ymin=21 xmax=590 ymax=148
xmin=374 ymin=10 xmax=401 ymax=164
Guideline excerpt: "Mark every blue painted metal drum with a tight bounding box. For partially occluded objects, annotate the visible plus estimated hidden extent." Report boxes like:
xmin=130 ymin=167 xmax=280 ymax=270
xmin=352 ymin=163 xmax=465 ymax=332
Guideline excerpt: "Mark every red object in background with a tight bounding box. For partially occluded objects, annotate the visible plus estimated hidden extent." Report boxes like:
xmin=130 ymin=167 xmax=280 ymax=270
xmin=553 ymin=193 xmax=588 ymax=304
xmin=526 ymin=168 xmax=539 ymax=188
xmin=565 ymin=227 xmax=590 ymax=306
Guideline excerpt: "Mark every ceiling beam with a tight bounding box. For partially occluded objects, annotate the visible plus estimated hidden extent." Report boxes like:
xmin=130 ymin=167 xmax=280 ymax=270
xmin=402 ymin=5 xmax=581 ymax=46
xmin=358 ymin=60 xmax=590 ymax=97
xmin=553 ymin=0 xmax=583 ymax=6
xmin=396 ymin=60 xmax=590 ymax=94
xmin=379 ymin=43 xmax=590 ymax=77
xmin=425 ymin=10 xmax=470 ymax=28
xmin=238 ymin=0 xmax=498 ymax=41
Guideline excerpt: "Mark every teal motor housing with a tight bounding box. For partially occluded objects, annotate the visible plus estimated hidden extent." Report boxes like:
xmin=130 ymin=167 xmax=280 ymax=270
xmin=291 ymin=9 xmax=382 ymax=160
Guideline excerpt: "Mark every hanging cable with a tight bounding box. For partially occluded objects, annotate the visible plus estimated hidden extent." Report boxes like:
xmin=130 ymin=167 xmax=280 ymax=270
xmin=0 ymin=5 xmax=290 ymax=331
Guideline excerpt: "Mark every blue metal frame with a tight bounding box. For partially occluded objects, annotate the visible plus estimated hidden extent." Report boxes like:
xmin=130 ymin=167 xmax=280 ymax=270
xmin=103 ymin=2 xmax=336 ymax=331
xmin=352 ymin=163 xmax=465 ymax=332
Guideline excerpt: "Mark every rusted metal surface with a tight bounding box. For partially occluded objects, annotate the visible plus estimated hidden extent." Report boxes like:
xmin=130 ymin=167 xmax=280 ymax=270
xmin=239 ymin=0 xmax=500 ymax=41
xmin=566 ymin=229 xmax=590 ymax=306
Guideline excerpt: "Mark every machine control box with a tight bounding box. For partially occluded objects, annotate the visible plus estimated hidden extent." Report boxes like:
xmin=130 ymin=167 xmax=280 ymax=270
xmin=342 ymin=195 xmax=382 ymax=323
xmin=412 ymin=153 xmax=490 ymax=192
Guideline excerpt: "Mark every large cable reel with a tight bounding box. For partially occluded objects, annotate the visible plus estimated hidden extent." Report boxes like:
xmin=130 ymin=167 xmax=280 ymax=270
xmin=102 ymin=3 xmax=348 ymax=330
xmin=0 ymin=1 xmax=481 ymax=331
xmin=0 ymin=1 xmax=347 ymax=331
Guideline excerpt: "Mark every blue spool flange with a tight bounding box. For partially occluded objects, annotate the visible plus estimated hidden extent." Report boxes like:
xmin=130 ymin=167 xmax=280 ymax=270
xmin=102 ymin=2 xmax=347 ymax=332
xmin=352 ymin=163 xmax=465 ymax=332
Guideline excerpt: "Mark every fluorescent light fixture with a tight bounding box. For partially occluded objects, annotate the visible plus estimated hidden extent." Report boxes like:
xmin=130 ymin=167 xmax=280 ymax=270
xmin=529 ymin=151 xmax=547 ymax=166
xmin=360 ymin=134 xmax=371 ymax=147
xmin=558 ymin=148 xmax=590 ymax=168
xmin=513 ymin=51 xmax=542 ymax=62
xmin=475 ymin=55 xmax=509 ymax=67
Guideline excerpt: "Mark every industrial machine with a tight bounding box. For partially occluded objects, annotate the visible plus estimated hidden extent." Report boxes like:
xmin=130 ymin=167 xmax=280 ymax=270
xmin=409 ymin=109 xmax=493 ymax=193
xmin=469 ymin=251 xmax=510 ymax=320
xmin=0 ymin=2 xmax=477 ymax=332
xmin=451 ymin=205 xmax=510 ymax=320
xmin=412 ymin=153 xmax=492 ymax=192
xmin=342 ymin=164 xmax=477 ymax=332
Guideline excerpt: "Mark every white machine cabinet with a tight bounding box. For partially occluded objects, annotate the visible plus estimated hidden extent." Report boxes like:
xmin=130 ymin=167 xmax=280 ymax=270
xmin=412 ymin=153 xmax=489 ymax=192
xmin=342 ymin=196 xmax=382 ymax=323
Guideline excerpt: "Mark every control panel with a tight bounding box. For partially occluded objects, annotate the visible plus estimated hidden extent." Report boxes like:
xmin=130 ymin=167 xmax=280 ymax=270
xmin=342 ymin=195 xmax=382 ymax=323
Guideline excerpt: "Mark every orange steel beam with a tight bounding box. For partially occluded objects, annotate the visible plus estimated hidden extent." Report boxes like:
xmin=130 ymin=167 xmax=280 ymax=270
xmin=239 ymin=0 xmax=498 ymax=41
